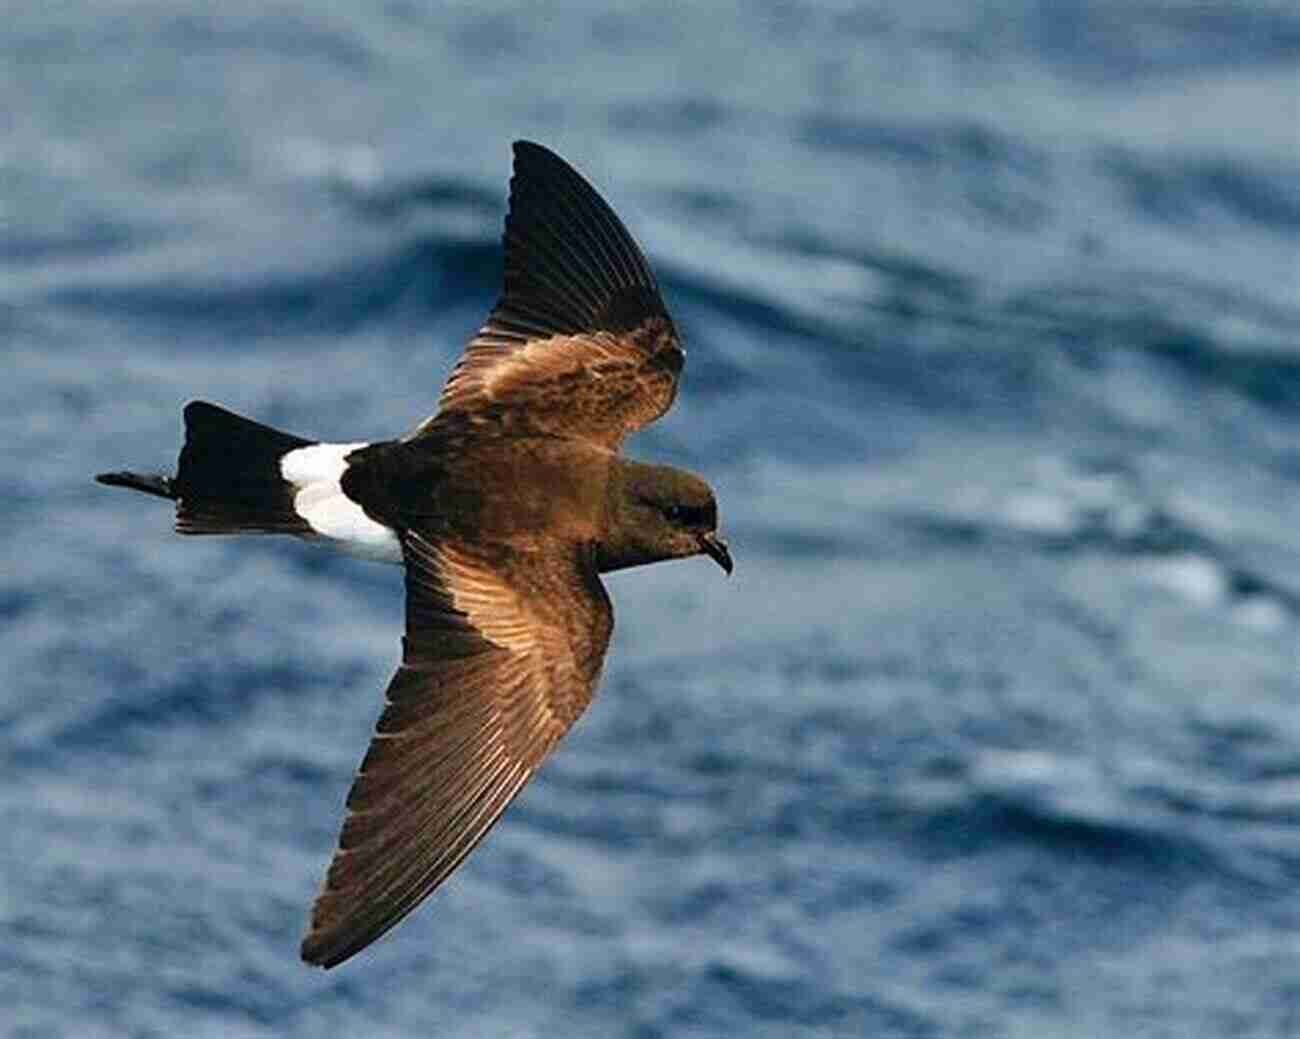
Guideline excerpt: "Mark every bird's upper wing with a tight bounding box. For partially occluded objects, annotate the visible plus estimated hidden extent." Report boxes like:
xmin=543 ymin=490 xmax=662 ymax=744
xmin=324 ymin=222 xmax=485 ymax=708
xmin=413 ymin=140 xmax=684 ymax=451
xmin=300 ymin=530 xmax=612 ymax=969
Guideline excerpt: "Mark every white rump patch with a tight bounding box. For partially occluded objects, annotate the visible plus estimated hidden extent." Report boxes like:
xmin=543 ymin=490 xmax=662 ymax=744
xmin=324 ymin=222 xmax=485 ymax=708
xmin=280 ymin=443 xmax=402 ymax=564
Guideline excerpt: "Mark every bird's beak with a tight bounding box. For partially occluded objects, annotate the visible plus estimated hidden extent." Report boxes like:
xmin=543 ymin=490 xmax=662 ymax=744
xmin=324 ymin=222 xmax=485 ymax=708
xmin=698 ymin=532 xmax=733 ymax=575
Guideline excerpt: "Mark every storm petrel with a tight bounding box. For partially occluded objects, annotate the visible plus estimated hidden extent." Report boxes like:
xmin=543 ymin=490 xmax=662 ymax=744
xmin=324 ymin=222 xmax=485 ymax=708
xmin=97 ymin=141 xmax=731 ymax=968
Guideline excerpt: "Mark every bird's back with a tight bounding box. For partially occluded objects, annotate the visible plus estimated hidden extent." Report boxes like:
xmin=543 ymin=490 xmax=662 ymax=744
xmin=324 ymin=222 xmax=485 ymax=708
xmin=341 ymin=431 xmax=614 ymax=549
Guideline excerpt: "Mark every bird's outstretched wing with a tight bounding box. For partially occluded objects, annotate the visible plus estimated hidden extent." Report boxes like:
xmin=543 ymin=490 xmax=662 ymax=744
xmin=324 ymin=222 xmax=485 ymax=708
xmin=300 ymin=530 xmax=612 ymax=968
xmin=414 ymin=140 xmax=684 ymax=450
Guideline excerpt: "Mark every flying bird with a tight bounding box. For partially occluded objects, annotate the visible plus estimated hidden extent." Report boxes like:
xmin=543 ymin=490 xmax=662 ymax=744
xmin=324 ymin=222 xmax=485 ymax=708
xmin=96 ymin=141 xmax=731 ymax=969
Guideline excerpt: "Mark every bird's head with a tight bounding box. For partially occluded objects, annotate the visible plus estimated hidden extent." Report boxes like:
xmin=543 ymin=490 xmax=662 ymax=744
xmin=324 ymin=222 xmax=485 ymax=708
xmin=601 ymin=461 xmax=732 ymax=575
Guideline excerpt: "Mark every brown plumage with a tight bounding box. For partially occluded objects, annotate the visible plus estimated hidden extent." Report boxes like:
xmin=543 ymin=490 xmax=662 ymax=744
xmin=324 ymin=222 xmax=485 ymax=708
xmin=95 ymin=140 xmax=731 ymax=969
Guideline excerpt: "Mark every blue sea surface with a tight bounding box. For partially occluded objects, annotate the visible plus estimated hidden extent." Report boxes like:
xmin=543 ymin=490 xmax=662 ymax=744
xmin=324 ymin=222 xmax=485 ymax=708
xmin=5 ymin=2 xmax=1300 ymax=1035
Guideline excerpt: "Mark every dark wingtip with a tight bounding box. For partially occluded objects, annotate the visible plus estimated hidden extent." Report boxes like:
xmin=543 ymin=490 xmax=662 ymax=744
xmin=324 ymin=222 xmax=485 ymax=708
xmin=95 ymin=471 xmax=177 ymax=500
xmin=300 ymin=923 xmax=370 ymax=971
xmin=299 ymin=936 xmax=335 ymax=970
xmin=497 ymin=138 xmax=667 ymax=340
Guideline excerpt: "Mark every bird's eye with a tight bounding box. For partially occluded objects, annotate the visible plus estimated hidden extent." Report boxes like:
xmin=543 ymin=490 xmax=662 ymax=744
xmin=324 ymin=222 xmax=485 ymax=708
xmin=659 ymin=502 xmax=714 ymax=527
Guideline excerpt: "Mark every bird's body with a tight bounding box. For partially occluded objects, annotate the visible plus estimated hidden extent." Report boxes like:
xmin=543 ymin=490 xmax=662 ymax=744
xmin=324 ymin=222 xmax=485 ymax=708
xmin=97 ymin=141 xmax=729 ymax=969
xmin=338 ymin=433 xmax=611 ymax=549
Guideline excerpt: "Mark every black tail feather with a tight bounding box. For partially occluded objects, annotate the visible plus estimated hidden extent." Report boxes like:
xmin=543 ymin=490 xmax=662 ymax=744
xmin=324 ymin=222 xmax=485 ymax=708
xmin=97 ymin=400 xmax=317 ymax=537
xmin=174 ymin=401 xmax=315 ymax=536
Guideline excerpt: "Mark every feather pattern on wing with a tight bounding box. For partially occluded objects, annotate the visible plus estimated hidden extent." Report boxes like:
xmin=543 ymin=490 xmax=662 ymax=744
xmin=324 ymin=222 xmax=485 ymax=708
xmin=416 ymin=141 xmax=684 ymax=449
xmin=300 ymin=531 xmax=612 ymax=968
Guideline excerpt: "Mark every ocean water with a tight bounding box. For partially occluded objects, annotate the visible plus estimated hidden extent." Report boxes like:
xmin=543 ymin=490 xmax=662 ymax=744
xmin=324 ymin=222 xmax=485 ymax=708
xmin=5 ymin=2 xmax=1300 ymax=1035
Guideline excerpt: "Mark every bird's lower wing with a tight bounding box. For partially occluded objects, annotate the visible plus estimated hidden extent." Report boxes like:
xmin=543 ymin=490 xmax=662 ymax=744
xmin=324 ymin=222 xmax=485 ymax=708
xmin=300 ymin=532 xmax=612 ymax=968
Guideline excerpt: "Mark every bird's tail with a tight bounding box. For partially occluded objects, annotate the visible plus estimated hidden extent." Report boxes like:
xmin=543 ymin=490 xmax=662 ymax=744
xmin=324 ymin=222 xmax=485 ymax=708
xmin=96 ymin=401 xmax=316 ymax=536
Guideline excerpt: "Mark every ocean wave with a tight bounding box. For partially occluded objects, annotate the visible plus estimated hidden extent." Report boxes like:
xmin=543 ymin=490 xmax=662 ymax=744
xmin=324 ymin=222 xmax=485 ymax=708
xmin=47 ymin=234 xmax=498 ymax=335
xmin=1098 ymin=148 xmax=1300 ymax=231
xmin=1029 ymin=1 xmax=1300 ymax=82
